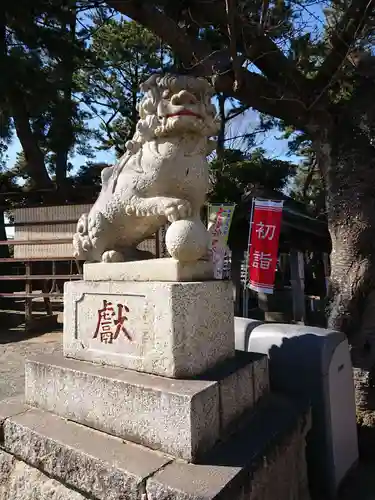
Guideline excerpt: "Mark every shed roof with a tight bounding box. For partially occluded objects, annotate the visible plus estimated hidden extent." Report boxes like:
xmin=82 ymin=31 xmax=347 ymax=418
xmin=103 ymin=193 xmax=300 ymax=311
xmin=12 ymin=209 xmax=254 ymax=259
xmin=228 ymin=188 xmax=331 ymax=253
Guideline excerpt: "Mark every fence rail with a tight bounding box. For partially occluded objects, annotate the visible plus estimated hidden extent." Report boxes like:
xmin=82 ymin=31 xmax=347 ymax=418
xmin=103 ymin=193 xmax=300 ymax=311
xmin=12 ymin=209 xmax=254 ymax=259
xmin=0 ymin=204 xmax=166 ymax=331
xmin=0 ymin=239 xmax=73 ymax=246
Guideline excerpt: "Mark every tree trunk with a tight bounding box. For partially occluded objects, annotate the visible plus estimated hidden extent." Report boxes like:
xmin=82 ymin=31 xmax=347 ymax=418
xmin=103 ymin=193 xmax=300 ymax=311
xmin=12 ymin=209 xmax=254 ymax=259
xmin=0 ymin=16 xmax=52 ymax=188
xmin=322 ymin=132 xmax=375 ymax=340
xmin=10 ymin=91 xmax=53 ymax=190
xmin=130 ymin=85 xmax=138 ymax=139
xmin=314 ymin=120 xmax=375 ymax=453
xmin=1 ymin=15 xmax=52 ymax=191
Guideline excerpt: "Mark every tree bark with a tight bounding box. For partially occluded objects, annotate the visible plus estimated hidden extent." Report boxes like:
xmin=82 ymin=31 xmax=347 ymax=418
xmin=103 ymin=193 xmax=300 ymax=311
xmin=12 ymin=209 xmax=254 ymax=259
xmin=9 ymin=90 xmax=53 ymax=190
xmin=0 ymin=210 xmax=9 ymax=259
xmin=320 ymin=131 xmax=375 ymax=342
xmin=314 ymin=116 xmax=375 ymax=448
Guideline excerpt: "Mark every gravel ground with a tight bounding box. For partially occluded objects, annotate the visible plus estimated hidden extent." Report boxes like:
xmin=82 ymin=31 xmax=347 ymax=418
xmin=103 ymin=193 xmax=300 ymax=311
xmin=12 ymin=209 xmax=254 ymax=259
xmin=0 ymin=329 xmax=62 ymax=400
xmin=0 ymin=327 xmax=374 ymax=499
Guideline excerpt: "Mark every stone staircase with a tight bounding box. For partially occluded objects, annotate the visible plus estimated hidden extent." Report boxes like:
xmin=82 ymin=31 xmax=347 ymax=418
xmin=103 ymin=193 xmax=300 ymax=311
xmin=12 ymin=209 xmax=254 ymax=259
xmin=0 ymin=351 xmax=310 ymax=500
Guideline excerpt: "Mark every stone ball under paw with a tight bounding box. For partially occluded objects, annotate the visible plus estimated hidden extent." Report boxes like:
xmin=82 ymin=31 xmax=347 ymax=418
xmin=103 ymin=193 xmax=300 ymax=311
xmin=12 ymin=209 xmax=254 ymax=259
xmin=166 ymin=219 xmax=209 ymax=262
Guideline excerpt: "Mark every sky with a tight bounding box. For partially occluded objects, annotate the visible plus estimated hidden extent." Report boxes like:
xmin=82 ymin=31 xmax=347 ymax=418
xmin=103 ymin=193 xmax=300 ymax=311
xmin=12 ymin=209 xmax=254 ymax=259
xmin=6 ymin=131 xmax=118 ymax=174
xmin=225 ymin=107 xmax=299 ymax=161
xmin=3 ymin=2 xmax=326 ymax=238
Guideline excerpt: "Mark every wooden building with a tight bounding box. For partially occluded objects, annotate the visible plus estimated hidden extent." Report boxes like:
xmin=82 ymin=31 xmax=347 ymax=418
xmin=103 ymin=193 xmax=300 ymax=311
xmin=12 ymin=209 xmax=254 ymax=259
xmin=227 ymin=188 xmax=331 ymax=326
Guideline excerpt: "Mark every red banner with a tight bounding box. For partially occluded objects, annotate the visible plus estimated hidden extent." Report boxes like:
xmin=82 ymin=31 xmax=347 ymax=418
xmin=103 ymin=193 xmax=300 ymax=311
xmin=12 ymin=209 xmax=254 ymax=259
xmin=248 ymin=199 xmax=283 ymax=294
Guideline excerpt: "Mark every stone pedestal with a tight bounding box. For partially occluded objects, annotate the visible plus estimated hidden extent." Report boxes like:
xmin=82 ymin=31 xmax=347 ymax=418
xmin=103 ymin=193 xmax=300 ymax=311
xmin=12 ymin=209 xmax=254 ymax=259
xmin=63 ymin=278 xmax=234 ymax=378
xmin=24 ymin=351 xmax=267 ymax=461
xmin=0 ymin=258 xmax=311 ymax=500
xmin=83 ymin=258 xmax=214 ymax=282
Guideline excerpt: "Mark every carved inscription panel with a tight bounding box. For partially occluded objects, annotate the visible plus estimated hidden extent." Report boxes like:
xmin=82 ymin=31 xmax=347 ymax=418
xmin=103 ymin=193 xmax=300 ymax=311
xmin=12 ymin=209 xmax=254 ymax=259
xmin=75 ymin=293 xmax=152 ymax=363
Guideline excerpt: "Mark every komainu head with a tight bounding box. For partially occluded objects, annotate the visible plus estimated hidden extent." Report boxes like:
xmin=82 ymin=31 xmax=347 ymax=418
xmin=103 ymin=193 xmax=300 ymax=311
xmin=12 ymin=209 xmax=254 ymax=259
xmin=125 ymin=73 xmax=219 ymax=153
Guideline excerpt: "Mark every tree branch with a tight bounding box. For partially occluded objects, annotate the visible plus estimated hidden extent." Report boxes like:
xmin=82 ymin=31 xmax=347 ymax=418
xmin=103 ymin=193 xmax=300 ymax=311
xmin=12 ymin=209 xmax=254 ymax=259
xmin=160 ymin=0 xmax=309 ymax=95
xmin=313 ymin=0 xmax=375 ymax=97
xmin=106 ymin=0 xmax=231 ymax=74
xmin=224 ymin=0 xmax=242 ymax=90
xmin=214 ymin=70 xmax=308 ymax=128
xmin=302 ymin=160 xmax=316 ymax=200
xmin=105 ymin=0 xmax=307 ymax=127
xmin=227 ymin=104 xmax=250 ymax=121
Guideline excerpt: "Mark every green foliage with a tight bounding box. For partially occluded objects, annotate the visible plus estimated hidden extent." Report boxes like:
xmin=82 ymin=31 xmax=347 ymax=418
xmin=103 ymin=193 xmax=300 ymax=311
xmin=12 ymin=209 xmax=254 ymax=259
xmin=208 ymin=148 xmax=296 ymax=203
xmin=71 ymin=161 xmax=107 ymax=190
xmin=288 ymin=32 xmax=326 ymax=78
xmin=289 ymin=160 xmax=326 ymax=216
xmin=1 ymin=0 xmax=358 ymax=216
xmin=80 ymin=17 xmax=168 ymax=156
xmin=1 ymin=3 xmax=171 ymax=200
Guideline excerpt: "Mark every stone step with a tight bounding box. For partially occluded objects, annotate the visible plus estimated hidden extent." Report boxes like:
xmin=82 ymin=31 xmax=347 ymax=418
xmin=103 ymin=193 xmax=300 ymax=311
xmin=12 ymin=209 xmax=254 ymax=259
xmin=0 ymin=400 xmax=171 ymax=500
xmin=25 ymin=352 xmax=269 ymax=462
xmin=0 ymin=392 xmax=310 ymax=500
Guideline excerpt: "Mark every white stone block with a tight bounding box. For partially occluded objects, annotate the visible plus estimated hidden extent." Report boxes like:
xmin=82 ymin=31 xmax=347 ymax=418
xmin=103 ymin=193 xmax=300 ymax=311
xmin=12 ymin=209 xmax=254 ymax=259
xmin=83 ymin=258 xmax=214 ymax=282
xmin=63 ymin=280 xmax=234 ymax=378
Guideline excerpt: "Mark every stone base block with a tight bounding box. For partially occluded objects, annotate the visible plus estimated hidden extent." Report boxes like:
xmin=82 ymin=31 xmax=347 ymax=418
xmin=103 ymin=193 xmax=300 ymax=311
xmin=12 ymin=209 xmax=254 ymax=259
xmin=63 ymin=279 xmax=234 ymax=378
xmin=84 ymin=258 xmax=214 ymax=282
xmin=25 ymin=352 xmax=269 ymax=462
xmin=1 ymin=406 xmax=171 ymax=500
xmin=202 ymin=351 xmax=269 ymax=435
xmin=0 ymin=450 xmax=87 ymax=500
xmin=147 ymin=396 xmax=311 ymax=500
xmin=0 ymin=394 xmax=311 ymax=500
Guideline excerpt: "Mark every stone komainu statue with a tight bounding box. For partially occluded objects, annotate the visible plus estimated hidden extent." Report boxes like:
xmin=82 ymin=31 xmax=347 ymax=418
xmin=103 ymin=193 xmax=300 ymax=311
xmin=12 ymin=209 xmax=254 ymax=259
xmin=73 ymin=73 xmax=219 ymax=263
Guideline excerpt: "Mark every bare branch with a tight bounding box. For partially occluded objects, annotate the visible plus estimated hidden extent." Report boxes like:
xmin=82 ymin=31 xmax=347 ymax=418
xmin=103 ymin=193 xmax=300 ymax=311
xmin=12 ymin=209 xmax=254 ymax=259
xmin=259 ymin=0 xmax=270 ymax=32
xmin=227 ymin=105 xmax=250 ymax=121
xmin=105 ymin=0 xmax=223 ymax=72
xmin=224 ymin=129 xmax=268 ymax=143
xmin=108 ymin=0 xmax=307 ymax=94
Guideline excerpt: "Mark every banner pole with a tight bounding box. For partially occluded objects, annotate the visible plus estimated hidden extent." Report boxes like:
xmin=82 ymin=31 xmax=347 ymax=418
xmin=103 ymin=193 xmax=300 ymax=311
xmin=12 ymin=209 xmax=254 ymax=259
xmin=243 ymin=197 xmax=256 ymax=318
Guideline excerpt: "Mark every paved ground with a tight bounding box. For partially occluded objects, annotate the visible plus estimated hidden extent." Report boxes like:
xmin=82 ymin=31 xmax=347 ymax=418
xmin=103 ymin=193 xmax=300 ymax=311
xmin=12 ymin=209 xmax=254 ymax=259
xmin=0 ymin=327 xmax=374 ymax=499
